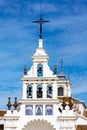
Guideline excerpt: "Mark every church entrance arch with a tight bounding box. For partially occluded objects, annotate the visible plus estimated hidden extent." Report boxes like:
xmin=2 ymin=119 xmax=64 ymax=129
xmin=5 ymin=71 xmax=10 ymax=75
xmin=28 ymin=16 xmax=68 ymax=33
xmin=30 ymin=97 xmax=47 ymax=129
xmin=22 ymin=119 xmax=56 ymax=130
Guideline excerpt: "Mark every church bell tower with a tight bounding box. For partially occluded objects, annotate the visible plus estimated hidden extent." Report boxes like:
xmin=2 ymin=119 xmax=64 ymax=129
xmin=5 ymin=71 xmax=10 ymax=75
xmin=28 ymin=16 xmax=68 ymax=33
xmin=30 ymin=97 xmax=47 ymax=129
xmin=20 ymin=17 xmax=72 ymax=130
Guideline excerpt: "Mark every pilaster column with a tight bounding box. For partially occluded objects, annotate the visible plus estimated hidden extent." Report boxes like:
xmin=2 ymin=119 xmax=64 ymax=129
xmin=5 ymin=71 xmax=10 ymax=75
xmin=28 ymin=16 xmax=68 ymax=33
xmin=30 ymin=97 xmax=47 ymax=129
xmin=53 ymin=82 xmax=57 ymax=99
xmin=33 ymin=84 xmax=37 ymax=99
xmin=22 ymin=83 xmax=27 ymax=99
xmin=43 ymin=83 xmax=47 ymax=99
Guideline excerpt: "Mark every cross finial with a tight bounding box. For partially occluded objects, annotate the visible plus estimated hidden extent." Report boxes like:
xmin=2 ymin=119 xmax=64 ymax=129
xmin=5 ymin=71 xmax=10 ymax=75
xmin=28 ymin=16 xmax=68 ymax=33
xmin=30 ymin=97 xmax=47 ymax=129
xmin=59 ymin=59 xmax=64 ymax=74
xmin=32 ymin=17 xmax=50 ymax=39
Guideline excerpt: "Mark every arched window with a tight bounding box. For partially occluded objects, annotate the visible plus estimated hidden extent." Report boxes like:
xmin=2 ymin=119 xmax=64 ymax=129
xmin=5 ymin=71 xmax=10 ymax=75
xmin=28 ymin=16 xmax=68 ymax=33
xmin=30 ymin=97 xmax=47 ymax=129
xmin=27 ymin=85 xmax=33 ymax=98
xmin=37 ymin=84 xmax=43 ymax=98
xmin=37 ymin=64 xmax=43 ymax=77
xmin=47 ymin=84 xmax=52 ymax=98
xmin=58 ymin=87 xmax=64 ymax=96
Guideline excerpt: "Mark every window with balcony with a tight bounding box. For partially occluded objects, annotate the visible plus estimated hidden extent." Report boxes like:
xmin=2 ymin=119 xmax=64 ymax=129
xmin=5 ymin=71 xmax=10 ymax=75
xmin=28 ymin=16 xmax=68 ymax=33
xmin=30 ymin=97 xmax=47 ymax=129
xmin=37 ymin=64 xmax=43 ymax=77
xmin=37 ymin=84 xmax=43 ymax=98
xmin=58 ymin=87 xmax=64 ymax=96
xmin=27 ymin=85 xmax=33 ymax=98
xmin=47 ymin=84 xmax=52 ymax=98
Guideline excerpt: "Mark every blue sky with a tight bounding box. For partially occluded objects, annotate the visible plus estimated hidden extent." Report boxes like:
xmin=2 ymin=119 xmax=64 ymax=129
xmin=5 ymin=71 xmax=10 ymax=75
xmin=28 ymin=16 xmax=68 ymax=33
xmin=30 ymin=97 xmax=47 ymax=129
xmin=0 ymin=0 xmax=87 ymax=109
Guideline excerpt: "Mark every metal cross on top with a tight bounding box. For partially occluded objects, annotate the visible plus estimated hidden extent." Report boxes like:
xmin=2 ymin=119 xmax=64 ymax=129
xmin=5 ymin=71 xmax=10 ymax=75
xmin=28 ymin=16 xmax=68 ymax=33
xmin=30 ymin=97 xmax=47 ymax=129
xmin=59 ymin=59 xmax=64 ymax=74
xmin=32 ymin=17 xmax=50 ymax=39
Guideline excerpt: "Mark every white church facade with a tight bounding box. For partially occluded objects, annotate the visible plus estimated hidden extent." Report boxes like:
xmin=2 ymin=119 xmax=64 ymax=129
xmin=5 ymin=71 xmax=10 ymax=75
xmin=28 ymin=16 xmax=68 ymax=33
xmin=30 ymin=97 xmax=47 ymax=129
xmin=0 ymin=17 xmax=87 ymax=130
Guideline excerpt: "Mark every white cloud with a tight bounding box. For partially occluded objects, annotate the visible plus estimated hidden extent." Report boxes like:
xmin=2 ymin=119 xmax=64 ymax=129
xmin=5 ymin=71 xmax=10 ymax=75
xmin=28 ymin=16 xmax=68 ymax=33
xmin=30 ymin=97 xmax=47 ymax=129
xmin=69 ymin=72 xmax=87 ymax=95
xmin=48 ymin=15 xmax=87 ymax=30
xmin=28 ymin=2 xmax=58 ymax=13
xmin=72 ymin=85 xmax=87 ymax=94
xmin=0 ymin=0 xmax=6 ymax=6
